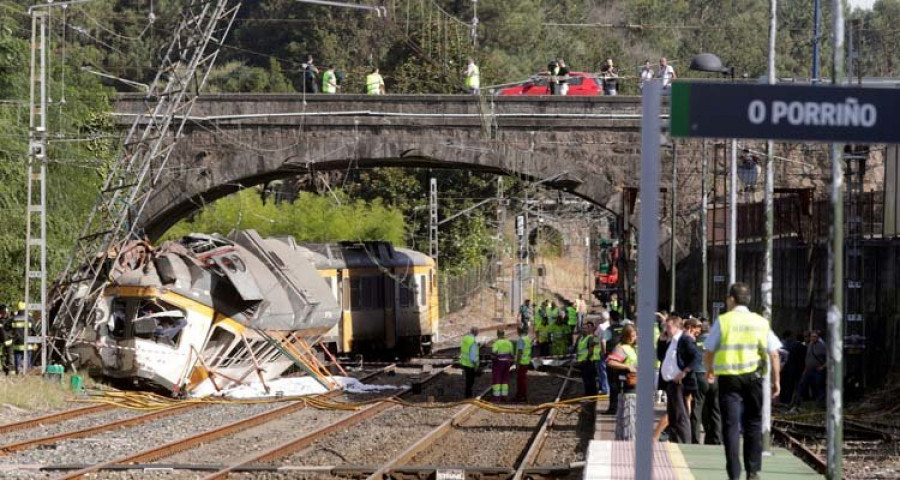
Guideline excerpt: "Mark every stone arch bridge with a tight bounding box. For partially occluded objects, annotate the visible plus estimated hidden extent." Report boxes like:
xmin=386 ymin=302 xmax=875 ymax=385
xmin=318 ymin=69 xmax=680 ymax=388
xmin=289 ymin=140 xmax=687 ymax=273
xmin=112 ymin=94 xmax=649 ymax=240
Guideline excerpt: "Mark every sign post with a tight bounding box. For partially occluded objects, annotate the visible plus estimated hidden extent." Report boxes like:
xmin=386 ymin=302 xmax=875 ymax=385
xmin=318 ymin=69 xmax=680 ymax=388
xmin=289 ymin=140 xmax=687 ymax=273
xmin=672 ymin=79 xmax=900 ymax=478
xmin=671 ymin=82 xmax=899 ymax=143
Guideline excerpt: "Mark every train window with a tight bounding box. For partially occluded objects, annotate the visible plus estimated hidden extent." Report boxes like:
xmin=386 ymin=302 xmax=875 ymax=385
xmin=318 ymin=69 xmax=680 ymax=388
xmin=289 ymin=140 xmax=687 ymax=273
xmin=341 ymin=275 xmax=350 ymax=310
xmin=418 ymin=275 xmax=427 ymax=307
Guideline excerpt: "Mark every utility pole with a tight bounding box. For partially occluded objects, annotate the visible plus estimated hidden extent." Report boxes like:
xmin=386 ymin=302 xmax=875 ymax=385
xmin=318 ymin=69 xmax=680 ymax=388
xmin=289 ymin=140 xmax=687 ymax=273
xmin=813 ymin=0 xmax=821 ymax=82
xmin=729 ymin=139 xmax=737 ymax=286
xmin=827 ymin=0 xmax=845 ymax=478
xmin=24 ymin=9 xmax=49 ymax=373
xmin=762 ymin=0 xmax=777 ymax=454
xmin=429 ymin=177 xmax=438 ymax=261
xmin=701 ymin=141 xmax=709 ymax=318
xmin=470 ymin=0 xmax=478 ymax=48
xmin=670 ymin=141 xmax=677 ymax=312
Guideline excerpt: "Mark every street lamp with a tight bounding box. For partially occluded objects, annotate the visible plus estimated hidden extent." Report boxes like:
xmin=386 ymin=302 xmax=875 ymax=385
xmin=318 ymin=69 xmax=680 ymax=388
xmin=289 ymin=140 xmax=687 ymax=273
xmin=690 ymin=53 xmax=738 ymax=292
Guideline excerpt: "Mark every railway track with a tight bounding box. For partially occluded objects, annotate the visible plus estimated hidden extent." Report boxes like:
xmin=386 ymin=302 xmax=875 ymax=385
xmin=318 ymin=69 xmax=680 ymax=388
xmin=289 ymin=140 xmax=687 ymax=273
xmin=774 ymin=416 xmax=900 ymax=478
xmin=0 ymin=404 xmax=114 ymax=435
xmin=43 ymin=364 xmax=411 ymax=480
xmin=4 ymin=360 xmax=599 ymax=480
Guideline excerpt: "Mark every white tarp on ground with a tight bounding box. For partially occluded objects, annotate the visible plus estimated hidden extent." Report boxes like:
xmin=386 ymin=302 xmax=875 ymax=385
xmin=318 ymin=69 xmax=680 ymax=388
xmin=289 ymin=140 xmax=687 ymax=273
xmin=208 ymin=376 xmax=405 ymax=399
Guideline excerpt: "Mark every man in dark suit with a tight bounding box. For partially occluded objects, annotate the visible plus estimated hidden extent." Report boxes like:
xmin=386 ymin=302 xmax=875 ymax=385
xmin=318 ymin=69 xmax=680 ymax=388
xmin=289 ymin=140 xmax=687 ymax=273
xmin=659 ymin=313 xmax=701 ymax=443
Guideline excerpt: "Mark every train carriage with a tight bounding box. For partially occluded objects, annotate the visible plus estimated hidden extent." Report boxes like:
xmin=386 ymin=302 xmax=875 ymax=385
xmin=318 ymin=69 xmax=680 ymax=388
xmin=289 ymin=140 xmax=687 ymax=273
xmin=302 ymin=242 xmax=439 ymax=355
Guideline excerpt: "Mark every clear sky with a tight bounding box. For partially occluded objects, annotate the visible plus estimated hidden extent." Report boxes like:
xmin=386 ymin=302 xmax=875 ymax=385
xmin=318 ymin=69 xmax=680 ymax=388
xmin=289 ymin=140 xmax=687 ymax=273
xmin=848 ymin=0 xmax=876 ymax=10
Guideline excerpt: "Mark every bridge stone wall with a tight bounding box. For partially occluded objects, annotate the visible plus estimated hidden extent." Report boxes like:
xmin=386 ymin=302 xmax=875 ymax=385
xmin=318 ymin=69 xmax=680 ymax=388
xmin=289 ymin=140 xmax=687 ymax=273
xmin=113 ymin=94 xmax=649 ymax=239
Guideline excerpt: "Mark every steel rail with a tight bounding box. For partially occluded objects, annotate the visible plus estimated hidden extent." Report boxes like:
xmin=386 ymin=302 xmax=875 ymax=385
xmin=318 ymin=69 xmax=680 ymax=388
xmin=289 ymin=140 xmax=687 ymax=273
xmin=0 ymin=404 xmax=113 ymax=435
xmin=37 ymin=462 xmax=576 ymax=478
xmin=52 ymin=365 xmax=399 ymax=480
xmin=200 ymin=365 xmax=453 ymax=479
xmin=364 ymin=384 xmax=494 ymax=480
xmin=0 ymin=403 xmax=200 ymax=455
xmin=772 ymin=425 xmax=827 ymax=474
xmin=511 ymin=364 xmax=576 ymax=480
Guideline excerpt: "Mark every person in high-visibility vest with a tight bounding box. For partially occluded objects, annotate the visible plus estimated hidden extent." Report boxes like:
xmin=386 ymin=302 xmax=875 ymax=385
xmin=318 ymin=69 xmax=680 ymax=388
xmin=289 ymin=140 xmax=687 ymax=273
xmin=535 ymin=315 xmax=551 ymax=357
xmin=550 ymin=315 xmax=568 ymax=357
xmin=566 ymin=303 xmax=579 ymax=347
xmin=11 ymin=310 xmax=37 ymax=374
xmin=366 ymin=67 xmax=385 ymax=95
xmin=576 ymin=321 xmax=599 ymax=397
xmin=704 ymin=283 xmax=782 ymax=480
xmin=321 ymin=65 xmax=337 ymax=94
xmin=0 ymin=305 xmax=12 ymax=374
xmin=459 ymin=326 xmax=480 ymax=398
xmin=491 ymin=330 xmax=515 ymax=402
xmin=514 ymin=326 xmax=533 ymax=402
xmin=463 ymin=58 xmax=479 ymax=95
xmin=607 ymin=324 xmax=638 ymax=440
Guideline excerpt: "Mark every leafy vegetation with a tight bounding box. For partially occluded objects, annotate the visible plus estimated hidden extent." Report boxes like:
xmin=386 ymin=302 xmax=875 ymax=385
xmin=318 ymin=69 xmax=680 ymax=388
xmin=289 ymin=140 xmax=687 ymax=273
xmin=164 ymin=189 xmax=406 ymax=245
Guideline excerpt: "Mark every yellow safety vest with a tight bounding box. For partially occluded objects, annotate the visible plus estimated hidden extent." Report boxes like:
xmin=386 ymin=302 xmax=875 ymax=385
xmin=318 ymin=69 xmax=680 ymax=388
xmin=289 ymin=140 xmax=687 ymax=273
xmin=577 ymin=335 xmax=594 ymax=362
xmin=620 ymin=344 xmax=637 ymax=366
xmin=465 ymin=64 xmax=480 ymax=89
xmin=492 ymin=338 xmax=514 ymax=355
xmin=591 ymin=335 xmax=602 ymax=361
xmin=322 ymin=70 xmax=337 ymax=94
xmin=366 ymin=73 xmax=383 ymax=95
xmin=536 ymin=322 xmax=550 ymax=343
xmin=713 ymin=310 xmax=769 ymax=376
xmin=460 ymin=334 xmax=478 ymax=368
xmin=517 ymin=336 xmax=533 ymax=365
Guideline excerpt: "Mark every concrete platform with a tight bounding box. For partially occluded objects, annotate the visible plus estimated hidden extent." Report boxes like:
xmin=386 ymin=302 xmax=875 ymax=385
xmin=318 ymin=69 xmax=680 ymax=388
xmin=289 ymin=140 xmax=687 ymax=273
xmin=584 ymin=441 xmax=821 ymax=479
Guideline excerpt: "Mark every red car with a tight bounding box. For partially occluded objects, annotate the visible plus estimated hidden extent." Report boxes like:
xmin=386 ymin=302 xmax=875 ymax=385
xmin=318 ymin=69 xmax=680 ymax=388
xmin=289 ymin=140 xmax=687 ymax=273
xmin=497 ymin=71 xmax=603 ymax=96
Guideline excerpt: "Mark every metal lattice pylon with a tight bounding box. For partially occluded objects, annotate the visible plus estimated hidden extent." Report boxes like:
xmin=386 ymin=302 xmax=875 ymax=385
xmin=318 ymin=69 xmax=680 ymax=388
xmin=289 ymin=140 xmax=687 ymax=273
xmin=23 ymin=10 xmax=49 ymax=372
xmin=52 ymin=0 xmax=241 ymax=350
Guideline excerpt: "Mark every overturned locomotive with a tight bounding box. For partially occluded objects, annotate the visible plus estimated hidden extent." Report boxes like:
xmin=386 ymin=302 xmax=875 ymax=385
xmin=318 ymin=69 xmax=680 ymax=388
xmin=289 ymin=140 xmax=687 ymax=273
xmin=59 ymin=230 xmax=340 ymax=396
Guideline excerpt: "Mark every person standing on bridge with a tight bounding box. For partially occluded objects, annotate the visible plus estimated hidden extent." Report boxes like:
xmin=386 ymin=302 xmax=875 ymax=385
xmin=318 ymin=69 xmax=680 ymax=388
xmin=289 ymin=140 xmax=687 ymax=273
xmin=322 ymin=65 xmax=338 ymax=94
xmin=459 ymin=326 xmax=480 ymax=398
xmin=301 ymin=55 xmax=319 ymax=93
xmin=366 ymin=67 xmax=385 ymax=95
xmin=705 ymin=283 xmax=781 ymax=480
xmin=491 ymin=329 xmax=515 ymax=402
xmin=463 ymin=58 xmax=480 ymax=95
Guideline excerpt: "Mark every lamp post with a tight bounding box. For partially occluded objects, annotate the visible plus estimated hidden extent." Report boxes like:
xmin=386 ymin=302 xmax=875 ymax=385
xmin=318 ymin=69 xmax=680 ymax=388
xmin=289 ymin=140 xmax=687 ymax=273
xmin=689 ymin=53 xmax=737 ymax=306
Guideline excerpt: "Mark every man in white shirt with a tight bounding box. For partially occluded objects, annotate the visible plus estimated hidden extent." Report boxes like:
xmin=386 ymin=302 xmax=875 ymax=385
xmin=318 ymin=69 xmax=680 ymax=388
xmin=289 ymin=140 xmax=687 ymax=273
xmin=660 ymin=314 xmax=699 ymax=443
xmin=657 ymin=57 xmax=677 ymax=89
xmin=594 ymin=310 xmax=610 ymax=394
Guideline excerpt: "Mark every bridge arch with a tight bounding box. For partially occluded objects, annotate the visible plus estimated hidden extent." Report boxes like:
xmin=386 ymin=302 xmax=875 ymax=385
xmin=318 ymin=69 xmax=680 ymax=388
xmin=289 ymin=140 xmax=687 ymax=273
xmin=112 ymin=94 xmax=644 ymax=239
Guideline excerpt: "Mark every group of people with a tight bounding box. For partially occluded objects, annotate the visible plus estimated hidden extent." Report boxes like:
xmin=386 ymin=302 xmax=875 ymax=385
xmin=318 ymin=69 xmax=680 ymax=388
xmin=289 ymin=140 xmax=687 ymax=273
xmin=639 ymin=57 xmax=678 ymax=90
xmin=0 ymin=303 xmax=38 ymax=375
xmin=298 ymin=55 xmax=479 ymax=96
xmin=299 ymin=55 xmax=386 ymax=95
xmin=463 ymin=282 xmax=785 ymax=480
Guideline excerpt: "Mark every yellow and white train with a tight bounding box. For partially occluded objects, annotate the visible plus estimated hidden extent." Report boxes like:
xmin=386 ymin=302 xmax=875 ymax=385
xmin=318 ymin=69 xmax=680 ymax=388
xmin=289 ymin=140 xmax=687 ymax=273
xmin=55 ymin=232 xmax=439 ymax=396
xmin=301 ymin=242 xmax=440 ymax=355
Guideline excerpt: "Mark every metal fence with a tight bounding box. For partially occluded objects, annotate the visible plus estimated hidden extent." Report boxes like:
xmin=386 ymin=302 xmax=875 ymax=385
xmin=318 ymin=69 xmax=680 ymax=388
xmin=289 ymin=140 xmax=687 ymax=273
xmin=438 ymin=262 xmax=501 ymax=316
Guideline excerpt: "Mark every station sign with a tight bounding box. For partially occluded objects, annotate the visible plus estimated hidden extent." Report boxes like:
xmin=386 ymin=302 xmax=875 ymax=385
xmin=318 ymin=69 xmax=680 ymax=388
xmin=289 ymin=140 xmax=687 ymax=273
xmin=670 ymin=82 xmax=900 ymax=143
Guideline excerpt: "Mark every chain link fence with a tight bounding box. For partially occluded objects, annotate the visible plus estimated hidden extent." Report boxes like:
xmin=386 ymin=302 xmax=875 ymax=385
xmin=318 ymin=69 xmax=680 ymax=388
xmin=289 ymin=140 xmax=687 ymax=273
xmin=438 ymin=262 xmax=500 ymax=316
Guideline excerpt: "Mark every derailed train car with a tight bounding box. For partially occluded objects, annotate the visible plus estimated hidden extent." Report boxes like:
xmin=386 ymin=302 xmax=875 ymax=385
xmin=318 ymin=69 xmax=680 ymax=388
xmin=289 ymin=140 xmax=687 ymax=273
xmin=300 ymin=242 xmax=439 ymax=355
xmin=59 ymin=230 xmax=340 ymax=396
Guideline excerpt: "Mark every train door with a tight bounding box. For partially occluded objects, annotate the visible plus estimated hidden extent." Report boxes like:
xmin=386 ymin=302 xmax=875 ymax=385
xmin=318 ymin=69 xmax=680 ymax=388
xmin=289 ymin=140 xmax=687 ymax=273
xmin=383 ymin=270 xmax=397 ymax=349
